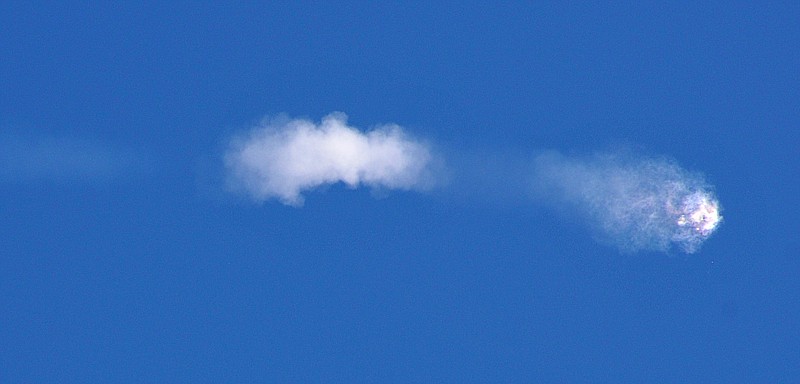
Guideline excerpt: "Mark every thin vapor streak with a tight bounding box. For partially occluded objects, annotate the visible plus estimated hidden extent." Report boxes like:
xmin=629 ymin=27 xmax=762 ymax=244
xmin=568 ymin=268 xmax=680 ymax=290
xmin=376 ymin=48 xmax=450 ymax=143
xmin=0 ymin=134 xmax=144 ymax=183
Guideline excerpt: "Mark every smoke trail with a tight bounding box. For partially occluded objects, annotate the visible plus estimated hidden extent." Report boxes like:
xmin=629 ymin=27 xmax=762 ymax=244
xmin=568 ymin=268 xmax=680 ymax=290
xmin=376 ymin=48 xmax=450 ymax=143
xmin=531 ymin=150 xmax=722 ymax=253
xmin=0 ymin=133 xmax=146 ymax=184
xmin=224 ymin=112 xmax=437 ymax=206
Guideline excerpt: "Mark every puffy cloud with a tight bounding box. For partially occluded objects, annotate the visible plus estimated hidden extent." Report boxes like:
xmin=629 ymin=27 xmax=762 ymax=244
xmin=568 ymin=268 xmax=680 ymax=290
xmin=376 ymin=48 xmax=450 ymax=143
xmin=224 ymin=113 xmax=437 ymax=205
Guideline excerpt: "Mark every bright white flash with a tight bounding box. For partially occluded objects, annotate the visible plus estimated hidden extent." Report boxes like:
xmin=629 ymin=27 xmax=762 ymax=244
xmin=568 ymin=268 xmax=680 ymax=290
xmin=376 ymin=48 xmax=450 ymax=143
xmin=673 ymin=192 xmax=722 ymax=250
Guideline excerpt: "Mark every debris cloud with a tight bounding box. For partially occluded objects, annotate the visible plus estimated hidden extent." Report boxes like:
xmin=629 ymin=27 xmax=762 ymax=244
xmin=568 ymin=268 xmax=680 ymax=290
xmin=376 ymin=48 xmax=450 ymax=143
xmin=531 ymin=150 xmax=722 ymax=253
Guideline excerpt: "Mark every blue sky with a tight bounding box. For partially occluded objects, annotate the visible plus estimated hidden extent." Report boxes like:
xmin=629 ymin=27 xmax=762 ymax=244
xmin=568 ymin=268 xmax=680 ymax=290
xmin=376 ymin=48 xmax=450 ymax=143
xmin=2 ymin=2 xmax=798 ymax=382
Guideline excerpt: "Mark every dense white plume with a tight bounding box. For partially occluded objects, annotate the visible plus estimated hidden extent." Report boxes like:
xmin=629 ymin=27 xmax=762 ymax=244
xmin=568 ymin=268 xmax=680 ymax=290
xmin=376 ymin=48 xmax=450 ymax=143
xmin=531 ymin=150 xmax=722 ymax=254
xmin=224 ymin=113 xmax=436 ymax=206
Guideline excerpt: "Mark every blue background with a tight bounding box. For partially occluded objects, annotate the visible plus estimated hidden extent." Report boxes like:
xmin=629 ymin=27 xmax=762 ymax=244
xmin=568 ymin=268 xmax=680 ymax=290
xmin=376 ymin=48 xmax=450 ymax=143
xmin=2 ymin=2 xmax=798 ymax=382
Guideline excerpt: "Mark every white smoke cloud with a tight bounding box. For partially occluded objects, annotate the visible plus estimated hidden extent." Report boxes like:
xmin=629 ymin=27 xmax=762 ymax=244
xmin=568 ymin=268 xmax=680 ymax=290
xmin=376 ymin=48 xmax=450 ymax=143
xmin=224 ymin=112 xmax=437 ymax=206
xmin=531 ymin=150 xmax=722 ymax=254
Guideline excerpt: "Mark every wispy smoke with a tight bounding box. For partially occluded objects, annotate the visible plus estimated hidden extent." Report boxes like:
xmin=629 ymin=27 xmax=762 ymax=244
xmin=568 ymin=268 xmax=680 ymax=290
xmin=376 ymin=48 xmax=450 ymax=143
xmin=531 ymin=150 xmax=722 ymax=254
xmin=224 ymin=113 xmax=437 ymax=206
xmin=0 ymin=134 xmax=145 ymax=184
